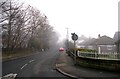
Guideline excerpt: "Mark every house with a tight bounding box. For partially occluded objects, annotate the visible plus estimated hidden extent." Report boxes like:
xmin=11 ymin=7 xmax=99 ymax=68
xmin=79 ymin=35 xmax=116 ymax=54
xmin=113 ymin=31 xmax=120 ymax=50
xmin=79 ymin=38 xmax=96 ymax=49
xmin=92 ymin=35 xmax=115 ymax=54
xmin=113 ymin=31 xmax=120 ymax=58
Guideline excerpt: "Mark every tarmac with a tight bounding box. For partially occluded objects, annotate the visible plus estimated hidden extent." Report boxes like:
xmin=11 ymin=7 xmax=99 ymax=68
xmin=55 ymin=52 xmax=120 ymax=79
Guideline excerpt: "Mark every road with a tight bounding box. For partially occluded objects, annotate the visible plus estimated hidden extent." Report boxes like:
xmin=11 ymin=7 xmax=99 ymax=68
xmin=2 ymin=49 xmax=71 ymax=78
xmin=2 ymin=49 xmax=120 ymax=79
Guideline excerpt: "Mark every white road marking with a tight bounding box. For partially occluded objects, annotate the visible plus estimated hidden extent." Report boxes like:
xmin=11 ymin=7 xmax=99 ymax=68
xmin=1 ymin=73 xmax=17 ymax=79
xmin=29 ymin=60 xmax=34 ymax=63
xmin=21 ymin=64 xmax=28 ymax=70
xmin=20 ymin=60 xmax=35 ymax=70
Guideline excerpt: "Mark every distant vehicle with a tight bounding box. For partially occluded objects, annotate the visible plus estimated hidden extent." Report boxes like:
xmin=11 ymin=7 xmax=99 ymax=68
xmin=59 ymin=47 xmax=64 ymax=51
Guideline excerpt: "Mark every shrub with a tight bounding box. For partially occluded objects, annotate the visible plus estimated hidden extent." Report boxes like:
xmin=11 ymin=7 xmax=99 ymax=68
xmin=69 ymin=48 xmax=97 ymax=53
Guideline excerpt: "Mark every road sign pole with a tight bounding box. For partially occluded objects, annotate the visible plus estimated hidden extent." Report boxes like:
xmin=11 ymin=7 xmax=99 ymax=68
xmin=71 ymin=33 xmax=78 ymax=65
xmin=74 ymin=40 xmax=76 ymax=64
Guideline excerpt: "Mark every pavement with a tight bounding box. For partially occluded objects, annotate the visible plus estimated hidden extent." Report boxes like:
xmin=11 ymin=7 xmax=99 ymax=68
xmin=56 ymin=52 xmax=82 ymax=79
xmin=55 ymin=52 xmax=97 ymax=79
xmin=55 ymin=52 xmax=120 ymax=79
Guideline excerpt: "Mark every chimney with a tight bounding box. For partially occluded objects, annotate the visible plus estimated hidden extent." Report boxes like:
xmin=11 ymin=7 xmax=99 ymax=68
xmin=98 ymin=34 xmax=100 ymax=38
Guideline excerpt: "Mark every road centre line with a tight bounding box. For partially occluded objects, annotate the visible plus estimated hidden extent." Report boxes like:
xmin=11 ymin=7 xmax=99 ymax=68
xmin=20 ymin=60 xmax=35 ymax=70
xmin=21 ymin=64 xmax=28 ymax=70
xmin=29 ymin=60 xmax=34 ymax=63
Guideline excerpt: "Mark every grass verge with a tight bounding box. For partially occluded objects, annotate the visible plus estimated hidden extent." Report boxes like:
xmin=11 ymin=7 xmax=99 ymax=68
xmin=2 ymin=49 xmax=38 ymax=61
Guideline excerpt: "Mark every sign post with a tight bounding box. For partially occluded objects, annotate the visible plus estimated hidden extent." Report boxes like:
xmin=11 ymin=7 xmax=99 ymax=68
xmin=71 ymin=33 xmax=78 ymax=65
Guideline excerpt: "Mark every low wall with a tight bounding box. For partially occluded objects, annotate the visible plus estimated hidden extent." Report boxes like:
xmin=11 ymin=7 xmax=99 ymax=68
xmin=76 ymin=56 xmax=120 ymax=72
xmin=66 ymin=51 xmax=120 ymax=72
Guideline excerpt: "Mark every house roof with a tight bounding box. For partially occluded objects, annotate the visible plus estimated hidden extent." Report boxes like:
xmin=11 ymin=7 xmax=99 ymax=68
xmin=91 ymin=35 xmax=114 ymax=45
xmin=79 ymin=35 xmax=114 ymax=45
xmin=80 ymin=38 xmax=96 ymax=45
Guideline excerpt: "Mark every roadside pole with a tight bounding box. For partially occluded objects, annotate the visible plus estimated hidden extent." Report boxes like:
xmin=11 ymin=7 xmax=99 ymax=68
xmin=66 ymin=27 xmax=69 ymax=51
xmin=74 ymin=40 xmax=76 ymax=64
xmin=71 ymin=33 xmax=78 ymax=65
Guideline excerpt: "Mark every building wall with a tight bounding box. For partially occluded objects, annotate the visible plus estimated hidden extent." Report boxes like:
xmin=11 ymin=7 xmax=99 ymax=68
xmin=98 ymin=45 xmax=116 ymax=54
xmin=82 ymin=45 xmax=116 ymax=54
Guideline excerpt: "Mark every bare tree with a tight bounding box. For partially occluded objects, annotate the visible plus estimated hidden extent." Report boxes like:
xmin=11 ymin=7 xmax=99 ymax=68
xmin=1 ymin=0 xmax=59 ymax=53
xmin=1 ymin=0 xmax=24 ymax=50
